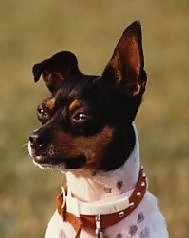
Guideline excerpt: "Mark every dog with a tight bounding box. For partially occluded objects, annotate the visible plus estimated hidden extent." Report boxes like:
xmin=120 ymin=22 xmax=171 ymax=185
xmin=28 ymin=21 xmax=169 ymax=237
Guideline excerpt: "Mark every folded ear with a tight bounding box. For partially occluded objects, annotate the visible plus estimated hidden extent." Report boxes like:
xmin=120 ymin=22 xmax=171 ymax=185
xmin=32 ymin=51 xmax=81 ymax=94
xmin=101 ymin=21 xmax=147 ymax=97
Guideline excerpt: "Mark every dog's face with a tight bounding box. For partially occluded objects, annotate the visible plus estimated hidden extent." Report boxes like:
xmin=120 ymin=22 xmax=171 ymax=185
xmin=28 ymin=21 xmax=147 ymax=171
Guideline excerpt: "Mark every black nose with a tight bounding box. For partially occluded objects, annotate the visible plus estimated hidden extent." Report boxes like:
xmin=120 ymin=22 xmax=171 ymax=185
xmin=29 ymin=131 xmax=46 ymax=150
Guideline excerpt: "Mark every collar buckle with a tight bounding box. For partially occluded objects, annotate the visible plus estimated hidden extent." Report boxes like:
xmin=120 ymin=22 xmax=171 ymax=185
xmin=95 ymin=215 xmax=104 ymax=238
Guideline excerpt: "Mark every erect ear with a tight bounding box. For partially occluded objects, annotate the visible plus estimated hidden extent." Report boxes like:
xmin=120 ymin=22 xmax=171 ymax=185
xmin=32 ymin=51 xmax=81 ymax=94
xmin=101 ymin=21 xmax=147 ymax=97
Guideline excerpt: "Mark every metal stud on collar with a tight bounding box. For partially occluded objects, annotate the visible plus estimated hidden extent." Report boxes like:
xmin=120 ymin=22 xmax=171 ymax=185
xmin=118 ymin=211 xmax=125 ymax=217
xmin=129 ymin=202 xmax=135 ymax=208
xmin=141 ymin=181 xmax=145 ymax=187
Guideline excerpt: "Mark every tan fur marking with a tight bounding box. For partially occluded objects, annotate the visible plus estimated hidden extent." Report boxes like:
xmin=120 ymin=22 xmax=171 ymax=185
xmin=104 ymin=187 xmax=112 ymax=193
xmin=53 ymin=125 xmax=114 ymax=169
xmin=76 ymin=125 xmax=114 ymax=168
xmin=69 ymin=99 xmax=82 ymax=112
xmin=45 ymin=97 xmax=55 ymax=110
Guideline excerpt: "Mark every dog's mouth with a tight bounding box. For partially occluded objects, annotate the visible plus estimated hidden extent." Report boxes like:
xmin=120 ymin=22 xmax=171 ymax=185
xmin=28 ymin=142 xmax=86 ymax=169
xmin=32 ymin=154 xmax=86 ymax=169
xmin=35 ymin=155 xmax=86 ymax=169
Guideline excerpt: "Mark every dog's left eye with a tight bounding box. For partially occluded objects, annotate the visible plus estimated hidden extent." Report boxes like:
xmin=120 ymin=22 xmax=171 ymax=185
xmin=71 ymin=110 xmax=102 ymax=135
xmin=72 ymin=112 xmax=93 ymax=122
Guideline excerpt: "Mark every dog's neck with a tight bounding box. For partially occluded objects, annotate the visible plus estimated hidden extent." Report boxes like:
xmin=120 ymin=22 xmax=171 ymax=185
xmin=64 ymin=123 xmax=140 ymax=202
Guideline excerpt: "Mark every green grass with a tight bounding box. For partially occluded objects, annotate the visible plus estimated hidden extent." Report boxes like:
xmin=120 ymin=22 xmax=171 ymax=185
xmin=0 ymin=0 xmax=188 ymax=237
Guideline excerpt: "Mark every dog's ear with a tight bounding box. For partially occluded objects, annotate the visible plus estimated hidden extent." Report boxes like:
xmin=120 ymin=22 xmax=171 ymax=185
xmin=101 ymin=21 xmax=147 ymax=97
xmin=32 ymin=51 xmax=81 ymax=94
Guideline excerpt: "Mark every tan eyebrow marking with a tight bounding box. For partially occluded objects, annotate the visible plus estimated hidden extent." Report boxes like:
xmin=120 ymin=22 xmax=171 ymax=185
xmin=69 ymin=99 xmax=82 ymax=112
xmin=45 ymin=97 xmax=56 ymax=110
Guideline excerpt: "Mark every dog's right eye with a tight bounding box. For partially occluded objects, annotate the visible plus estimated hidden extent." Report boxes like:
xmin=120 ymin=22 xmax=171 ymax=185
xmin=38 ymin=108 xmax=44 ymax=114
xmin=37 ymin=105 xmax=50 ymax=125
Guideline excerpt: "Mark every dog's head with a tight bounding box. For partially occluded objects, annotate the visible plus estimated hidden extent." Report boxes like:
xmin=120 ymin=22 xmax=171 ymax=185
xmin=28 ymin=21 xmax=147 ymax=171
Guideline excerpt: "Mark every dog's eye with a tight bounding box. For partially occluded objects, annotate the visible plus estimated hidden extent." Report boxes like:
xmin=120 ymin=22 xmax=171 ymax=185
xmin=72 ymin=112 xmax=93 ymax=122
xmin=37 ymin=107 xmax=47 ymax=118
xmin=71 ymin=110 xmax=102 ymax=135
xmin=38 ymin=108 xmax=44 ymax=114
xmin=37 ymin=105 xmax=50 ymax=125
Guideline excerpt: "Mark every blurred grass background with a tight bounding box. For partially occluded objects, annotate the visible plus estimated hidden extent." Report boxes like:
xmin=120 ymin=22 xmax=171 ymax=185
xmin=0 ymin=0 xmax=188 ymax=237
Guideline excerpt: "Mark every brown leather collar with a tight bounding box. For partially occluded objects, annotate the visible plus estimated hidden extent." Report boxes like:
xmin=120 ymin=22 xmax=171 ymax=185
xmin=56 ymin=167 xmax=147 ymax=237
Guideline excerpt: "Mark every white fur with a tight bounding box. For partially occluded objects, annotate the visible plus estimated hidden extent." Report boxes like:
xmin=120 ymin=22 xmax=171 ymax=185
xmin=45 ymin=124 xmax=169 ymax=237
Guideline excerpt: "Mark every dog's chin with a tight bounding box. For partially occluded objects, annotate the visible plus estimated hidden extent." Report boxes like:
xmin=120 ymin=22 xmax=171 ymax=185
xmin=31 ymin=155 xmax=86 ymax=170
xmin=31 ymin=156 xmax=62 ymax=169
